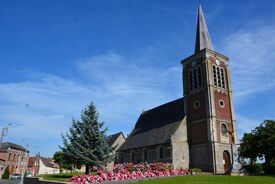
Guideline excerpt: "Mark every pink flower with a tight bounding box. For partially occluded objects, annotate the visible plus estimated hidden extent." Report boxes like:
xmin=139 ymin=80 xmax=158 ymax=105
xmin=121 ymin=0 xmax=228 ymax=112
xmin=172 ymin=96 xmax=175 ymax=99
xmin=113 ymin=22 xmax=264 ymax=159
xmin=69 ymin=162 xmax=190 ymax=183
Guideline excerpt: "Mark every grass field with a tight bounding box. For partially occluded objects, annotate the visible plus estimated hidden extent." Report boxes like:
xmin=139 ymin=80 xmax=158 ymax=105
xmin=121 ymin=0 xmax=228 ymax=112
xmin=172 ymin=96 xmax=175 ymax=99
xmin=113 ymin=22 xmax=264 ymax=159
xmin=133 ymin=175 xmax=275 ymax=184
xmin=37 ymin=173 xmax=275 ymax=183
xmin=38 ymin=172 xmax=79 ymax=182
xmin=38 ymin=172 xmax=97 ymax=182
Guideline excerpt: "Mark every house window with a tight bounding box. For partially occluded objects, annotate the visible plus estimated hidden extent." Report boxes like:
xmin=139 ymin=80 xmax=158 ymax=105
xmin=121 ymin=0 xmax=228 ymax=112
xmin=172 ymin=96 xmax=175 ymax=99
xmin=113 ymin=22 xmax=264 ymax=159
xmin=213 ymin=65 xmax=226 ymax=89
xmin=144 ymin=150 xmax=147 ymax=161
xmin=189 ymin=65 xmax=203 ymax=91
xmin=159 ymin=147 xmax=164 ymax=160
xmin=221 ymin=124 xmax=228 ymax=136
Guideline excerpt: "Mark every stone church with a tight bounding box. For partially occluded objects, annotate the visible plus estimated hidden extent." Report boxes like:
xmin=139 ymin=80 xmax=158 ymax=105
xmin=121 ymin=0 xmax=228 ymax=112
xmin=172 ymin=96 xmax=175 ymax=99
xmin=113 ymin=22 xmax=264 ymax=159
xmin=118 ymin=5 xmax=238 ymax=174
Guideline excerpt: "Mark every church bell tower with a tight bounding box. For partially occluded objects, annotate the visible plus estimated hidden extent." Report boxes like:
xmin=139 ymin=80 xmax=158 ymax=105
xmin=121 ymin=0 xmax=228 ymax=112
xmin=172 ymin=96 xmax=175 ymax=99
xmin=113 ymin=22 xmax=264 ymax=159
xmin=181 ymin=5 xmax=237 ymax=174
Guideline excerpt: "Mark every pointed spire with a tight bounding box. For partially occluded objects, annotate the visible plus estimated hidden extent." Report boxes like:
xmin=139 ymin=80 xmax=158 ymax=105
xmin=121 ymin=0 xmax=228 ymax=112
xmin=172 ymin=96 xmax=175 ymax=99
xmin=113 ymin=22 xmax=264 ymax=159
xmin=195 ymin=4 xmax=214 ymax=53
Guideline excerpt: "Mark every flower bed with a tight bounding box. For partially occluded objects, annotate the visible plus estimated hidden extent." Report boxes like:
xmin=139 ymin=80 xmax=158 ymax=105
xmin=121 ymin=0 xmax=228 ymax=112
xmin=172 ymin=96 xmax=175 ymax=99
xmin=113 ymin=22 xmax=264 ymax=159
xmin=69 ymin=162 xmax=190 ymax=183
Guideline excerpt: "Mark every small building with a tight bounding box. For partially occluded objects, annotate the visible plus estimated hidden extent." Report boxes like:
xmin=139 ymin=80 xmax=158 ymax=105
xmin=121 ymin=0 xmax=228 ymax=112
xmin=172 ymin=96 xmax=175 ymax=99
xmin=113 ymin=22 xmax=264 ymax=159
xmin=0 ymin=142 xmax=29 ymax=178
xmin=106 ymin=132 xmax=125 ymax=152
xmin=27 ymin=156 xmax=60 ymax=176
xmin=0 ymin=156 xmax=5 ymax=177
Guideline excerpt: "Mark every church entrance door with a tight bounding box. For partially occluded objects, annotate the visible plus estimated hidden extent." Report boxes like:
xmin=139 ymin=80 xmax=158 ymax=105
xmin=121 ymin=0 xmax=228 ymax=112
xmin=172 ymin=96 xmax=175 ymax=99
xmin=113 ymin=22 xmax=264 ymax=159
xmin=223 ymin=151 xmax=230 ymax=173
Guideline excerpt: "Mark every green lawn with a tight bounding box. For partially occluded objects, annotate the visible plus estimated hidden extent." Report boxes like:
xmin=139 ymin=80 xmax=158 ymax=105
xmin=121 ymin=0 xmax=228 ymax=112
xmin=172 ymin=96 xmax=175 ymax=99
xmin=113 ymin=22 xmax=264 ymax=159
xmin=37 ymin=173 xmax=275 ymax=183
xmin=133 ymin=175 xmax=275 ymax=184
xmin=38 ymin=172 xmax=97 ymax=182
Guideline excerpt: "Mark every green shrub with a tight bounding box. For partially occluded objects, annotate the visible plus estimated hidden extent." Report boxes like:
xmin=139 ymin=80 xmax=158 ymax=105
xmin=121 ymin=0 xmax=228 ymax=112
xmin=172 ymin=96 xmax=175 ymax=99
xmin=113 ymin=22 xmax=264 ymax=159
xmin=262 ymin=163 xmax=275 ymax=174
xmin=2 ymin=167 xmax=10 ymax=179
xmin=243 ymin=164 xmax=263 ymax=174
xmin=190 ymin=168 xmax=202 ymax=173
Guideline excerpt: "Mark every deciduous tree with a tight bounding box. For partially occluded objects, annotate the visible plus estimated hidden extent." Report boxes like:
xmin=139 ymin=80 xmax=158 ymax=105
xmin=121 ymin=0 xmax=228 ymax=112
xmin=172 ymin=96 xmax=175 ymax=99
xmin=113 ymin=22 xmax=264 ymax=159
xmin=239 ymin=120 xmax=275 ymax=167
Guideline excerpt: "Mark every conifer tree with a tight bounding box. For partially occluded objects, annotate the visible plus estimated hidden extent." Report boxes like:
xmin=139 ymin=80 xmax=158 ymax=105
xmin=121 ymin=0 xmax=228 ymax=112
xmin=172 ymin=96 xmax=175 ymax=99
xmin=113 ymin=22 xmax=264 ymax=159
xmin=61 ymin=102 xmax=113 ymax=174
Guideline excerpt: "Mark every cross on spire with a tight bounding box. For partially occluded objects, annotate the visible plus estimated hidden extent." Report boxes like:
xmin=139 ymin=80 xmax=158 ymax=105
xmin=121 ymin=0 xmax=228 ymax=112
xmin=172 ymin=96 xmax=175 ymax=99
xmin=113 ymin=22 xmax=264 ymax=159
xmin=194 ymin=4 xmax=214 ymax=53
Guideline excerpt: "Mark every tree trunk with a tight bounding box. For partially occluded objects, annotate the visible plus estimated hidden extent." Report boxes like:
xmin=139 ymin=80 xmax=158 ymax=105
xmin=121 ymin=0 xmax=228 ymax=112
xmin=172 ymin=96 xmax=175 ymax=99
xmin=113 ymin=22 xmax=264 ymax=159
xmin=85 ymin=164 xmax=90 ymax=174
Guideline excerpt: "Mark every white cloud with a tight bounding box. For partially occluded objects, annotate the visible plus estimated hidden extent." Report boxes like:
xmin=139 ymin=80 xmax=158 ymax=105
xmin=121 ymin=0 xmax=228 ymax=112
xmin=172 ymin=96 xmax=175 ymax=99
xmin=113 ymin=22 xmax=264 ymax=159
xmin=235 ymin=114 xmax=260 ymax=142
xmin=3 ymin=24 xmax=275 ymax=156
xmin=76 ymin=52 xmax=182 ymax=123
xmin=219 ymin=25 xmax=275 ymax=98
xmin=0 ymin=52 xmax=182 ymax=156
xmin=218 ymin=24 xmax=275 ymax=140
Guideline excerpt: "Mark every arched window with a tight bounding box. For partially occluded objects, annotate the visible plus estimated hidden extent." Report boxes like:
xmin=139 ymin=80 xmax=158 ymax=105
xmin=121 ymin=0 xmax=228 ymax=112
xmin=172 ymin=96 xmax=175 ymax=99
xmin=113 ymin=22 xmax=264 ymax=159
xmin=144 ymin=150 xmax=147 ymax=161
xmin=197 ymin=66 xmax=202 ymax=87
xmin=221 ymin=124 xmax=227 ymax=136
xmin=189 ymin=70 xmax=193 ymax=91
xmin=189 ymin=65 xmax=203 ymax=91
xmin=159 ymin=147 xmax=164 ymax=160
xmin=213 ymin=65 xmax=226 ymax=89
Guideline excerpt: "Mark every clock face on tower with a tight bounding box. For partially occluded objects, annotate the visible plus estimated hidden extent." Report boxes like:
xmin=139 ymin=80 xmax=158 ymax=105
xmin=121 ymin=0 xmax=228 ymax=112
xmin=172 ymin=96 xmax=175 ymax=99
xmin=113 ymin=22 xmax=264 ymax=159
xmin=215 ymin=59 xmax=220 ymax=66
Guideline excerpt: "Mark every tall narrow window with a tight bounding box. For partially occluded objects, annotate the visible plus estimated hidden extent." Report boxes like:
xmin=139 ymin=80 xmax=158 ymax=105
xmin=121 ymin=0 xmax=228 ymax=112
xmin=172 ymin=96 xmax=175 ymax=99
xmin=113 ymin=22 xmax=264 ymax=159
xmin=144 ymin=150 xmax=147 ymax=161
xmin=221 ymin=68 xmax=225 ymax=88
xmin=217 ymin=67 xmax=221 ymax=87
xmin=159 ymin=147 xmax=164 ymax=160
xmin=120 ymin=154 xmax=124 ymax=163
xmin=197 ymin=66 xmax=202 ymax=87
xmin=213 ymin=65 xmax=226 ymax=89
xmin=189 ymin=70 xmax=193 ymax=91
xmin=213 ymin=66 xmax=217 ymax=86
xmin=221 ymin=124 xmax=227 ymax=136
xmin=189 ymin=65 xmax=203 ymax=91
xmin=193 ymin=68 xmax=197 ymax=89
xmin=131 ymin=152 xmax=135 ymax=162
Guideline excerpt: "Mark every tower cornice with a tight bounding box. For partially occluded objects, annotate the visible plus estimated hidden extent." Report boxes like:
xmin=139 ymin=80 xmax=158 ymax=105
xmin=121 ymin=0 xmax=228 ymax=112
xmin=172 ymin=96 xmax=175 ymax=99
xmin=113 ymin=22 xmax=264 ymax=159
xmin=181 ymin=48 xmax=229 ymax=65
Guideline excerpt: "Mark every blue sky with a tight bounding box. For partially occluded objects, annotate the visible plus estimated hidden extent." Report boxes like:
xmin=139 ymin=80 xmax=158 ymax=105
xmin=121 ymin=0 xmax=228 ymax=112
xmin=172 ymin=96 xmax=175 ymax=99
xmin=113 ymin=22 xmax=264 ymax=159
xmin=0 ymin=0 xmax=275 ymax=157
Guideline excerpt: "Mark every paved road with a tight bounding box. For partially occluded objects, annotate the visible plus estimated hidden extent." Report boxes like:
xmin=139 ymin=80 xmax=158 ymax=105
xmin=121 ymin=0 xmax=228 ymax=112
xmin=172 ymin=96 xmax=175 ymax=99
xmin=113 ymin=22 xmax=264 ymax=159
xmin=0 ymin=180 xmax=20 ymax=184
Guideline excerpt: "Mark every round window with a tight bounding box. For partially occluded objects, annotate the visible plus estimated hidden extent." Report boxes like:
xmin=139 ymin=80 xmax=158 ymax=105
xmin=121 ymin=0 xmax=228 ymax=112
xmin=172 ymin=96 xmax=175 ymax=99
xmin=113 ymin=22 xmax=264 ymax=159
xmin=193 ymin=100 xmax=200 ymax=109
xmin=219 ymin=100 xmax=225 ymax=108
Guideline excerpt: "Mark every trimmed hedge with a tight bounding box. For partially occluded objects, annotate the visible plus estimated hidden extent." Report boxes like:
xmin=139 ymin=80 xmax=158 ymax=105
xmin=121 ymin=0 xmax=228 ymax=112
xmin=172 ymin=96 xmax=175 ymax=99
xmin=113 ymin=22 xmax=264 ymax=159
xmin=2 ymin=167 xmax=10 ymax=179
xmin=243 ymin=164 xmax=263 ymax=174
xmin=262 ymin=163 xmax=275 ymax=174
xmin=190 ymin=168 xmax=202 ymax=173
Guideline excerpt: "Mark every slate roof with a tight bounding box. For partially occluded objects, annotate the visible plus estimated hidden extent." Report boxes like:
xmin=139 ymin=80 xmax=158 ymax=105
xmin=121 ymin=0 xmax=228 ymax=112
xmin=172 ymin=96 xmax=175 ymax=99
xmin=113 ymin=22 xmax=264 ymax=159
xmin=195 ymin=4 xmax=214 ymax=53
xmin=119 ymin=98 xmax=185 ymax=151
xmin=28 ymin=157 xmax=35 ymax=167
xmin=40 ymin=157 xmax=59 ymax=168
xmin=0 ymin=142 xmax=28 ymax=152
xmin=28 ymin=156 xmax=59 ymax=168
xmin=106 ymin=132 xmax=124 ymax=147
xmin=0 ymin=155 xmax=5 ymax=161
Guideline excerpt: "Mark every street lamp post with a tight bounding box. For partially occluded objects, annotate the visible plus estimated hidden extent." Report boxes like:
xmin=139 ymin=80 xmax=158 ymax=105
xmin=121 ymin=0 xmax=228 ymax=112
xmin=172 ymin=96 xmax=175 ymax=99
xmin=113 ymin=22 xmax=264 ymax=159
xmin=0 ymin=123 xmax=12 ymax=179
xmin=0 ymin=123 xmax=12 ymax=149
